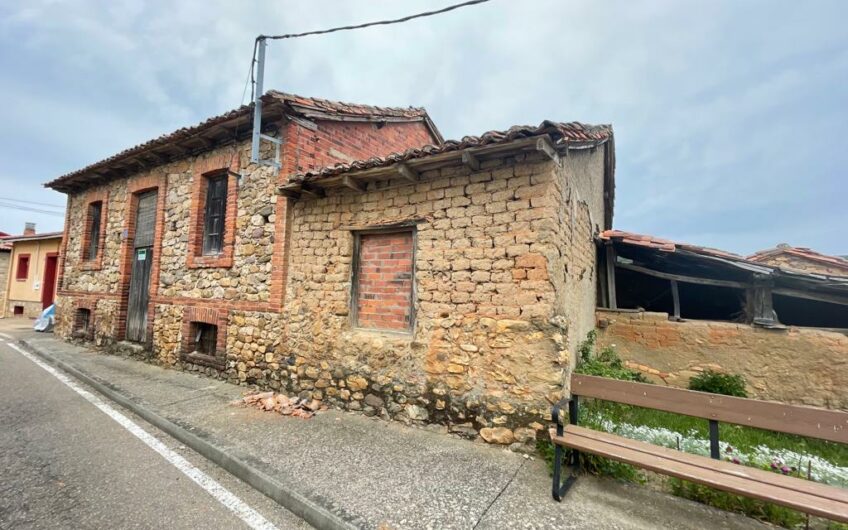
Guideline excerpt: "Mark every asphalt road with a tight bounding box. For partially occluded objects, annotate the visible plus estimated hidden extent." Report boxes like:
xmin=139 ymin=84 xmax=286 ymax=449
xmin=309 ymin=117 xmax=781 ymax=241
xmin=0 ymin=323 xmax=310 ymax=530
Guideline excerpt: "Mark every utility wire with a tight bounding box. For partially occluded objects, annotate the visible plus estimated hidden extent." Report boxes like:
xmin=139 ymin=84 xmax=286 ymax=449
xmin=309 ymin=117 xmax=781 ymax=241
xmin=0 ymin=202 xmax=65 ymax=216
xmin=0 ymin=197 xmax=65 ymax=209
xmin=259 ymin=0 xmax=491 ymax=41
xmin=250 ymin=0 xmax=492 ymax=100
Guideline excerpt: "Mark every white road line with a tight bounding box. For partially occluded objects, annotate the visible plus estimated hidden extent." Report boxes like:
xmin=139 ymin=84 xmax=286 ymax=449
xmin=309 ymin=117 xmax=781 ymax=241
xmin=0 ymin=332 xmax=13 ymax=340
xmin=5 ymin=341 xmax=278 ymax=530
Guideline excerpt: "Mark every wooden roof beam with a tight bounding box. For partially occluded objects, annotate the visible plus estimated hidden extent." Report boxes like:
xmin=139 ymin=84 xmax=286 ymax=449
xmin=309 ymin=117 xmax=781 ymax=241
xmin=461 ymin=150 xmax=480 ymax=171
xmin=342 ymin=175 xmax=365 ymax=193
xmin=536 ymin=136 xmax=561 ymax=165
xmin=397 ymin=163 xmax=418 ymax=183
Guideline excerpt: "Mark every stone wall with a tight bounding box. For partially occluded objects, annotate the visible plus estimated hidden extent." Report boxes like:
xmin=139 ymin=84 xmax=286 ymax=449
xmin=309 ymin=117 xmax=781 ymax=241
xmin=280 ymin=150 xmax=604 ymax=442
xmin=595 ymin=309 xmax=848 ymax=410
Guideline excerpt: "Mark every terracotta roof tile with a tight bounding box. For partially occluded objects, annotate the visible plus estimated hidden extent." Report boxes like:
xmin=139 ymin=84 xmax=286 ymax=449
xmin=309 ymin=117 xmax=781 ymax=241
xmin=748 ymin=245 xmax=848 ymax=271
xmin=293 ymin=120 xmax=613 ymax=182
xmin=46 ymin=91 xmax=437 ymax=192
xmin=599 ymin=230 xmax=745 ymax=260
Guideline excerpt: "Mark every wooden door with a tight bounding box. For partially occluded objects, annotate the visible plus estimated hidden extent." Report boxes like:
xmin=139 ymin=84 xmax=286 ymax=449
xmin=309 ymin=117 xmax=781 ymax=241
xmin=41 ymin=253 xmax=58 ymax=309
xmin=126 ymin=191 xmax=157 ymax=343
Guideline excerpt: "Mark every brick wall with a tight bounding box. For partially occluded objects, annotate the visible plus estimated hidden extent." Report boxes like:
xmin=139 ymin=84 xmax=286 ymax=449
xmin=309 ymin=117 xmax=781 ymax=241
xmin=282 ymin=120 xmax=435 ymax=178
xmin=595 ymin=309 xmax=848 ymax=410
xmin=354 ymin=231 xmax=414 ymax=331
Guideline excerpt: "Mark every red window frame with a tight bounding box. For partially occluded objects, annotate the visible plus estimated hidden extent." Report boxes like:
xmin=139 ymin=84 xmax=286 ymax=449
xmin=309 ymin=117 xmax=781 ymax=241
xmin=16 ymin=254 xmax=30 ymax=281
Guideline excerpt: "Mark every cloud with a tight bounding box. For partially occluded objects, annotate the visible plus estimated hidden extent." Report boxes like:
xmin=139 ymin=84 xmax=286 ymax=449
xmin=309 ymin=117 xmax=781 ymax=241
xmin=0 ymin=0 xmax=845 ymax=255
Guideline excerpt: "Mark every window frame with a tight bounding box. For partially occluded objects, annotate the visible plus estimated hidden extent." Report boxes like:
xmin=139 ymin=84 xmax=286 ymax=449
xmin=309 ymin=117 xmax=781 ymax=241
xmin=15 ymin=254 xmax=30 ymax=281
xmin=350 ymin=227 xmax=417 ymax=333
xmin=187 ymin=156 xmax=238 ymax=270
xmin=85 ymin=201 xmax=103 ymax=261
xmin=201 ymin=172 xmax=228 ymax=256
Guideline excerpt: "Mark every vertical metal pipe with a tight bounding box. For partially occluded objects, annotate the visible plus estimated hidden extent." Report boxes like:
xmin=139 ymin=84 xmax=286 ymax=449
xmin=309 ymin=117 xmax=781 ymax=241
xmin=709 ymin=420 xmax=720 ymax=459
xmin=251 ymin=37 xmax=267 ymax=164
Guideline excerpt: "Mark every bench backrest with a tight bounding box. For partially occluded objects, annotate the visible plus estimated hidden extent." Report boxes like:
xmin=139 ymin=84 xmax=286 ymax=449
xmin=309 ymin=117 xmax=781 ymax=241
xmin=570 ymin=374 xmax=848 ymax=444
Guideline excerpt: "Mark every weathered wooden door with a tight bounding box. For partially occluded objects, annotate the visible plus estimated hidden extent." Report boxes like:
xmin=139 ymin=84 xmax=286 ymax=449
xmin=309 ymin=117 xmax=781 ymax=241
xmin=126 ymin=191 xmax=157 ymax=343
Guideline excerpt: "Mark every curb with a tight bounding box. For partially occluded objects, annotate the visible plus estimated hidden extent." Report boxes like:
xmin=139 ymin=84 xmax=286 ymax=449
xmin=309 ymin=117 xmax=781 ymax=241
xmin=18 ymin=338 xmax=359 ymax=530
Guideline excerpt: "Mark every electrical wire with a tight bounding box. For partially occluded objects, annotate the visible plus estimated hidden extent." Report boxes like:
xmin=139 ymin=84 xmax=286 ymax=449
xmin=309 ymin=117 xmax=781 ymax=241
xmin=250 ymin=0 xmax=492 ymax=100
xmin=0 ymin=197 xmax=65 ymax=209
xmin=0 ymin=202 xmax=65 ymax=216
xmin=259 ymin=0 xmax=491 ymax=41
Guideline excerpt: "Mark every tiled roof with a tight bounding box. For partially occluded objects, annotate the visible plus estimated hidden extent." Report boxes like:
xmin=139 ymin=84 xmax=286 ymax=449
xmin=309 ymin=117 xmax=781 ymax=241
xmin=599 ymin=230 xmax=744 ymax=261
xmin=748 ymin=245 xmax=848 ymax=271
xmin=2 ymin=231 xmax=64 ymax=243
xmin=45 ymin=91 xmax=439 ymax=192
xmin=292 ymin=120 xmax=613 ymax=182
xmin=269 ymin=90 xmax=429 ymax=120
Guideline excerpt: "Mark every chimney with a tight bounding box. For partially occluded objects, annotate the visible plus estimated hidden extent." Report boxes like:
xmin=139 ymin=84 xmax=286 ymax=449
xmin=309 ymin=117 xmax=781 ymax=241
xmin=24 ymin=222 xmax=36 ymax=236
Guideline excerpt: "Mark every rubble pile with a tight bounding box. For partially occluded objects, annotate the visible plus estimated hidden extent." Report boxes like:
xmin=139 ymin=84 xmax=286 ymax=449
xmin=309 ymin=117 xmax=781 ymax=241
xmin=234 ymin=391 xmax=325 ymax=419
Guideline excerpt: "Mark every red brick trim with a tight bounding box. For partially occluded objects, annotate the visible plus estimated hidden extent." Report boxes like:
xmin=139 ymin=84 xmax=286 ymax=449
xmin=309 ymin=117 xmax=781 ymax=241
xmin=179 ymin=305 xmax=228 ymax=369
xmin=79 ymin=189 xmax=109 ymax=271
xmin=187 ymin=153 xmax=239 ymax=269
xmin=72 ymin=297 xmax=97 ymax=340
xmin=115 ymin=173 xmax=167 ymax=342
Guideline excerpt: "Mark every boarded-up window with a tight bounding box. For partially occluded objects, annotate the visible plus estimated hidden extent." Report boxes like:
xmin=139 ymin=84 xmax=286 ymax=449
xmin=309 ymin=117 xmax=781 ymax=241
xmin=202 ymin=174 xmax=228 ymax=255
xmin=86 ymin=202 xmax=102 ymax=260
xmin=191 ymin=322 xmax=218 ymax=355
xmin=16 ymin=254 xmax=30 ymax=280
xmin=353 ymin=230 xmax=414 ymax=331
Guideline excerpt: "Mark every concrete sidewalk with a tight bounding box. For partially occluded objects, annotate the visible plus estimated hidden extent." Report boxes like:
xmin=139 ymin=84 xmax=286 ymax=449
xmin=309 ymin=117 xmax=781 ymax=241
xmin=17 ymin=332 xmax=767 ymax=530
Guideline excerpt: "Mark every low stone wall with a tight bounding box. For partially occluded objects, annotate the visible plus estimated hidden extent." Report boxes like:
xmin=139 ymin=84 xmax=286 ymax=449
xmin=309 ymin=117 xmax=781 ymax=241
xmin=595 ymin=309 xmax=848 ymax=410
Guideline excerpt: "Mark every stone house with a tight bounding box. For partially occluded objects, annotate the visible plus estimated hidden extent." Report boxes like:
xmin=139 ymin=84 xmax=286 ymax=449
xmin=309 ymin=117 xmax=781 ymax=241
xmin=2 ymin=224 xmax=62 ymax=318
xmin=48 ymin=91 xmax=439 ymax=349
xmin=748 ymin=244 xmax=848 ymax=277
xmin=49 ymin=88 xmax=616 ymax=439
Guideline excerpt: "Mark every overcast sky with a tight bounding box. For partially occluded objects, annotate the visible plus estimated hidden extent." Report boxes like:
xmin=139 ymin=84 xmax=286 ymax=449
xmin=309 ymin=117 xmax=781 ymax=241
xmin=1 ymin=0 xmax=845 ymax=255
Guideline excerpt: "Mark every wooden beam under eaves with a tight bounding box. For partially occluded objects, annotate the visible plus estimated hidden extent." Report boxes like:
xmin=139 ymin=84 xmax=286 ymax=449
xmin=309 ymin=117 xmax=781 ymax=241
xmin=536 ymin=136 xmax=561 ymax=165
xmin=300 ymin=184 xmax=326 ymax=199
xmin=397 ymin=163 xmax=418 ymax=183
xmin=342 ymin=175 xmax=365 ymax=193
xmin=461 ymin=150 xmax=480 ymax=171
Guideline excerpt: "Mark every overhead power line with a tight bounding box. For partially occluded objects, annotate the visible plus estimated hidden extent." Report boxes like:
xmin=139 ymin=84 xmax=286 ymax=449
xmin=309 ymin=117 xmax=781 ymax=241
xmin=0 ymin=202 xmax=65 ymax=217
xmin=0 ymin=197 xmax=65 ymax=209
xmin=258 ymin=0 xmax=492 ymax=41
xmin=250 ymin=0 xmax=492 ymax=99
xmin=247 ymin=0 xmax=493 ymax=165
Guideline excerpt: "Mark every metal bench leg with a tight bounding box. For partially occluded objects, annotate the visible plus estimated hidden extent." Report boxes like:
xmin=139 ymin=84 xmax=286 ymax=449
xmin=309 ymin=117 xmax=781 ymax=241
xmin=552 ymin=397 xmax=580 ymax=501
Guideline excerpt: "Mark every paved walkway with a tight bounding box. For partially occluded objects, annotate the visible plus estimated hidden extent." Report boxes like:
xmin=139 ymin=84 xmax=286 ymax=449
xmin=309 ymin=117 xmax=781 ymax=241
xmin=14 ymin=327 xmax=767 ymax=529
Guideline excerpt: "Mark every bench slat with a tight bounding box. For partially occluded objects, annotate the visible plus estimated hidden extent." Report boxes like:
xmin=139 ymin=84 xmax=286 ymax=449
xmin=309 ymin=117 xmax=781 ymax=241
xmin=561 ymin=424 xmax=848 ymax=505
xmin=571 ymin=374 xmax=848 ymax=444
xmin=550 ymin=427 xmax=848 ymax=523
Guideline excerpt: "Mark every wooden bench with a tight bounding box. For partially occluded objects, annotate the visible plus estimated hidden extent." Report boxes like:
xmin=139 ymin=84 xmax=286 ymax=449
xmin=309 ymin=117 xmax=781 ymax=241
xmin=550 ymin=374 xmax=848 ymax=523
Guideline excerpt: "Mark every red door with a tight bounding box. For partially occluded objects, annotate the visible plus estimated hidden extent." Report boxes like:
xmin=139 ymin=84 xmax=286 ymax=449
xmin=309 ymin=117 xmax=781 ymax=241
xmin=42 ymin=253 xmax=58 ymax=309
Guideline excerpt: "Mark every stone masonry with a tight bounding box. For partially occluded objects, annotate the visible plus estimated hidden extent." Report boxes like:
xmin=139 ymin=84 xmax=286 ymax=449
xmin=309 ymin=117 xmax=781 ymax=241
xmin=51 ymin=96 xmax=612 ymax=444
xmin=595 ymin=309 xmax=848 ymax=410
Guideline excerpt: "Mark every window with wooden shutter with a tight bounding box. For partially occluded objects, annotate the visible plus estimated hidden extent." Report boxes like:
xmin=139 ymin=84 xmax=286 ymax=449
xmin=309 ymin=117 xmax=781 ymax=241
xmin=202 ymin=174 xmax=228 ymax=255
xmin=86 ymin=202 xmax=102 ymax=260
